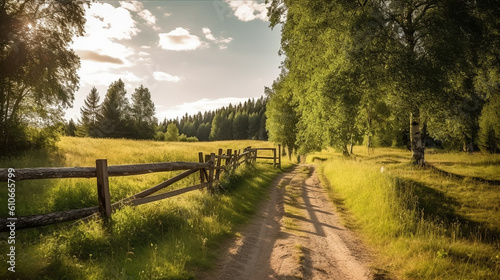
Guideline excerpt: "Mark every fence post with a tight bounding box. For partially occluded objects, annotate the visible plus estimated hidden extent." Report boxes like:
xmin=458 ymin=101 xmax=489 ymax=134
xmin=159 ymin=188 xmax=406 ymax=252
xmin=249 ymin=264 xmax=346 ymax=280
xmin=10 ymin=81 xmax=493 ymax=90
xmin=273 ymin=148 xmax=277 ymax=167
xmin=208 ymin=153 xmax=216 ymax=194
xmin=232 ymin=150 xmax=238 ymax=170
xmin=215 ymin=149 xmax=223 ymax=180
xmin=96 ymin=159 xmax=111 ymax=221
xmin=225 ymin=149 xmax=232 ymax=169
xmin=246 ymin=147 xmax=252 ymax=164
xmin=278 ymin=144 xmax=282 ymax=168
xmin=198 ymin=152 xmax=205 ymax=184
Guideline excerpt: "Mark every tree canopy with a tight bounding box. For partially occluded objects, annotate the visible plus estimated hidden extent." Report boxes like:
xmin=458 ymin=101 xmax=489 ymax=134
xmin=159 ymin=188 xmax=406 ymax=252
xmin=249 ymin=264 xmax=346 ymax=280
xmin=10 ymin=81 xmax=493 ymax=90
xmin=0 ymin=0 xmax=87 ymax=154
xmin=266 ymin=0 xmax=500 ymax=159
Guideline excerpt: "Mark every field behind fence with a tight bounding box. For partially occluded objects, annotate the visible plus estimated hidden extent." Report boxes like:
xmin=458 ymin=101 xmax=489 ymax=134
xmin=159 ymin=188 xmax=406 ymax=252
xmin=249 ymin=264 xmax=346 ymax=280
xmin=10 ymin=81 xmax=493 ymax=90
xmin=0 ymin=145 xmax=281 ymax=232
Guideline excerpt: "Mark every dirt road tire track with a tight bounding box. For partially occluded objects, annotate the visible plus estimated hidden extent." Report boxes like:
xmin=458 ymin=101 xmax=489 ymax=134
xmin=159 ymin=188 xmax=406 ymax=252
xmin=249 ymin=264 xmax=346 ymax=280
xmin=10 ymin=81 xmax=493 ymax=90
xmin=201 ymin=164 xmax=373 ymax=280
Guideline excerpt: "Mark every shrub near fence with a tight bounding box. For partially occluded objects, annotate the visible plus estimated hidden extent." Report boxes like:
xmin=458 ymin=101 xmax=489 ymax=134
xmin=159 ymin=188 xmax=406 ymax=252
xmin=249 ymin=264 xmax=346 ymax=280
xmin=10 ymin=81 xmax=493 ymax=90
xmin=0 ymin=145 xmax=281 ymax=232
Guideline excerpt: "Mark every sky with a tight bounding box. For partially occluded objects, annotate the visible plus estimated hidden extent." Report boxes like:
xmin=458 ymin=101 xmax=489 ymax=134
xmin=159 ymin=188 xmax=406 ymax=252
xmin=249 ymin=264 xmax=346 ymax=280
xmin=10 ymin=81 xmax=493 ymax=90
xmin=65 ymin=0 xmax=283 ymax=122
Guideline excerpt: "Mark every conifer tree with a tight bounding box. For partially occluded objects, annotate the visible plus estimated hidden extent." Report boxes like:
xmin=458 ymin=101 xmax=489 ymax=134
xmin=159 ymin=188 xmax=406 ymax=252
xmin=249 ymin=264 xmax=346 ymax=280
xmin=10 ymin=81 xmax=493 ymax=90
xmin=97 ymin=79 xmax=130 ymax=138
xmin=78 ymin=87 xmax=101 ymax=137
xmin=131 ymin=85 xmax=156 ymax=139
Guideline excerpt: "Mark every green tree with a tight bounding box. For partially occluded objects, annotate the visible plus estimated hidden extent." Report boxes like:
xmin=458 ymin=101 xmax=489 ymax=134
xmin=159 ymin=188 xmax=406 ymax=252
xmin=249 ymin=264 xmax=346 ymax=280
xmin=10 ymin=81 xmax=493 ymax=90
xmin=265 ymin=76 xmax=298 ymax=158
xmin=248 ymin=112 xmax=260 ymax=140
xmin=196 ymin=122 xmax=211 ymax=141
xmin=268 ymin=0 xmax=495 ymax=163
xmin=233 ymin=111 xmax=249 ymax=139
xmin=165 ymin=123 xmax=180 ymax=142
xmin=361 ymin=0 xmax=487 ymax=164
xmin=97 ymin=79 xmax=131 ymax=138
xmin=0 ymin=1 xmax=87 ymax=154
xmin=64 ymin=119 xmax=77 ymax=137
xmin=209 ymin=111 xmax=222 ymax=140
xmin=78 ymin=87 xmax=101 ymax=137
xmin=478 ymin=93 xmax=500 ymax=153
xmin=268 ymin=0 xmax=364 ymax=154
xmin=131 ymin=85 xmax=156 ymax=139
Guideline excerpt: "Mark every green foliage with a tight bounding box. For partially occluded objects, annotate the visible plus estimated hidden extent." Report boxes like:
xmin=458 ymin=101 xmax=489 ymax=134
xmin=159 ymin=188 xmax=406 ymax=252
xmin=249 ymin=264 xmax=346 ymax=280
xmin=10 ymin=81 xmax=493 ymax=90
xmin=64 ymin=119 xmax=77 ymax=137
xmin=167 ymin=97 xmax=267 ymax=142
xmin=154 ymin=131 xmax=165 ymax=141
xmin=232 ymin=111 xmax=249 ymax=139
xmin=196 ymin=122 xmax=211 ymax=141
xmin=0 ymin=1 xmax=87 ymax=155
xmin=97 ymin=79 xmax=132 ymax=138
xmin=265 ymin=75 xmax=299 ymax=158
xmin=78 ymin=87 xmax=101 ymax=137
xmin=77 ymin=82 xmax=159 ymax=140
xmin=130 ymin=85 xmax=157 ymax=140
xmin=266 ymin=0 xmax=500 ymax=158
xmin=178 ymin=134 xmax=199 ymax=142
xmin=165 ymin=123 xmax=180 ymax=141
xmin=478 ymin=93 xmax=500 ymax=153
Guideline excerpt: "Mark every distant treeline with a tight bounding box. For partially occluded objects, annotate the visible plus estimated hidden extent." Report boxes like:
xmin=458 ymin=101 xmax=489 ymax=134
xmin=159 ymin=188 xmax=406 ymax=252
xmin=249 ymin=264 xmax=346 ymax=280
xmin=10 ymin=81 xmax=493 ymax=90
xmin=155 ymin=96 xmax=268 ymax=142
xmin=63 ymin=78 xmax=268 ymax=142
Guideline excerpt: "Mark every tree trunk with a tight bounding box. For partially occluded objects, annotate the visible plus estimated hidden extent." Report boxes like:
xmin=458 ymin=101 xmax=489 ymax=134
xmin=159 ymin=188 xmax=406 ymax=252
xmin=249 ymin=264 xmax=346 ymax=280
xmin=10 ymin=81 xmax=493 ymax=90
xmin=349 ymin=136 xmax=354 ymax=155
xmin=287 ymin=146 xmax=293 ymax=160
xmin=367 ymin=134 xmax=371 ymax=155
xmin=410 ymin=109 xmax=425 ymax=166
xmin=367 ymin=115 xmax=372 ymax=155
xmin=463 ymin=135 xmax=474 ymax=153
xmin=342 ymin=144 xmax=350 ymax=156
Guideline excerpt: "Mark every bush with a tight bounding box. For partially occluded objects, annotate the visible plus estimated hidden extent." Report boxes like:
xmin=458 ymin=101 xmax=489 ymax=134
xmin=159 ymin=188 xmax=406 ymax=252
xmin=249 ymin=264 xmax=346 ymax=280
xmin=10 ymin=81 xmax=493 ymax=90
xmin=478 ymin=94 xmax=500 ymax=153
xmin=178 ymin=134 xmax=199 ymax=142
xmin=154 ymin=131 xmax=165 ymax=141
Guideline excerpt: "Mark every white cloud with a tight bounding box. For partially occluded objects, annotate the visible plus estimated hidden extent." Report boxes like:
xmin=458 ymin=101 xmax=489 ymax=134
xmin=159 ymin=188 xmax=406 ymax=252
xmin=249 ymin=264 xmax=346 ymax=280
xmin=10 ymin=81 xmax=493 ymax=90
xmin=120 ymin=0 xmax=161 ymax=31
xmin=84 ymin=3 xmax=139 ymax=40
xmin=158 ymin=27 xmax=207 ymax=51
xmin=77 ymin=62 xmax=142 ymax=87
xmin=157 ymin=97 xmax=251 ymax=120
xmin=153 ymin=71 xmax=182 ymax=83
xmin=71 ymin=2 xmax=138 ymax=62
xmin=225 ymin=0 xmax=269 ymax=22
xmin=202 ymin=27 xmax=233 ymax=50
xmin=202 ymin=27 xmax=216 ymax=41
xmin=139 ymin=9 xmax=160 ymax=30
xmin=119 ymin=0 xmax=143 ymax=12
xmin=71 ymin=2 xmax=140 ymax=89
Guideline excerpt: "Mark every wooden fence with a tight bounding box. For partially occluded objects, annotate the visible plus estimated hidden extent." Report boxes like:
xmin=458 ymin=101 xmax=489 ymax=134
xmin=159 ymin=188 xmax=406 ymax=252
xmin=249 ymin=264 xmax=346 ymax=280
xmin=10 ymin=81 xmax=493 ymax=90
xmin=0 ymin=145 xmax=281 ymax=232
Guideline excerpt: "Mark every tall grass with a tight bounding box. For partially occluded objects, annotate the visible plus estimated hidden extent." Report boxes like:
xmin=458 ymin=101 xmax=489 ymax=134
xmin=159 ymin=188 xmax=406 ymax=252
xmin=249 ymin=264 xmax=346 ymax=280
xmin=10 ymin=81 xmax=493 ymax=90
xmin=310 ymin=148 xmax=500 ymax=279
xmin=0 ymin=137 xmax=291 ymax=279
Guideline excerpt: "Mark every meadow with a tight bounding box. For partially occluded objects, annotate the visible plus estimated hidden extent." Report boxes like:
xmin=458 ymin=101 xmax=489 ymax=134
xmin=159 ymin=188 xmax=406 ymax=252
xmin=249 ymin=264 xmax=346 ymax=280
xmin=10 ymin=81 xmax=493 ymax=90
xmin=309 ymin=147 xmax=500 ymax=279
xmin=0 ymin=137 xmax=290 ymax=279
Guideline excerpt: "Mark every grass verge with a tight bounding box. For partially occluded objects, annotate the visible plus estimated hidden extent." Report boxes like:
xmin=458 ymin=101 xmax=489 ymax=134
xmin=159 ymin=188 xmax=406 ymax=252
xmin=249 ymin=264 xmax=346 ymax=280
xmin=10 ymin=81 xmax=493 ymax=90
xmin=0 ymin=137 xmax=291 ymax=279
xmin=0 ymin=163 xmax=288 ymax=279
xmin=309 ymin=147 xmax=500 ymax=280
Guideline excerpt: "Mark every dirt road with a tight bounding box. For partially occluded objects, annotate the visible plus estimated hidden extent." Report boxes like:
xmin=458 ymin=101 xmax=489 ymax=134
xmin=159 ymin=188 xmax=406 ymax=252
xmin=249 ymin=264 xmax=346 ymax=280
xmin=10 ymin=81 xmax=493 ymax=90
xmin=203 ymin=164 xmax=373 ymax=280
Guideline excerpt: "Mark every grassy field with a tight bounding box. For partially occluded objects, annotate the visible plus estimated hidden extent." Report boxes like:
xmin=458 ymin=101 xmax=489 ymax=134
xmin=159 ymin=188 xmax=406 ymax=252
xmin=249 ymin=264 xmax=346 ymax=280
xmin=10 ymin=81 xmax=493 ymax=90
xmin=309 ymin=147 xmax=500 ymax=279
xmin=0 ymin=137 xmax=291 ymax=279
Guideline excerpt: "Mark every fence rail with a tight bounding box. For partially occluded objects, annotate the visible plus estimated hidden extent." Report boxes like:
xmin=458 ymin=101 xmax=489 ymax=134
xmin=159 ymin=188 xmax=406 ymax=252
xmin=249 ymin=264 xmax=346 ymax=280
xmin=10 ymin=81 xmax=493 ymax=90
xmin=0 ymin=145 xmax=281 ymax=232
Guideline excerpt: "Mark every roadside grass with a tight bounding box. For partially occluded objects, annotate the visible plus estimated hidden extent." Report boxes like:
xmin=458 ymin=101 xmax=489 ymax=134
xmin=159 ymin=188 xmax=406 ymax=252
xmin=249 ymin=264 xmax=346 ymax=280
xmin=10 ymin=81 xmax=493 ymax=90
xmin=425 ymin=150 xmax=500 ymax=181
xmin=309 ymin=147 xmax=500 ymax=280
xmin=0 ymin=137 xmax=290 ymax=279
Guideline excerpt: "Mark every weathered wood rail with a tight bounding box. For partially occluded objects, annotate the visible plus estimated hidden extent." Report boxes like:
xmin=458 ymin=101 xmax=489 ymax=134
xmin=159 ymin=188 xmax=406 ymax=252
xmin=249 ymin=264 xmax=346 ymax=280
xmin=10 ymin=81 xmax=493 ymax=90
xmin=0 ymin=145 xmax=281 ymax=231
